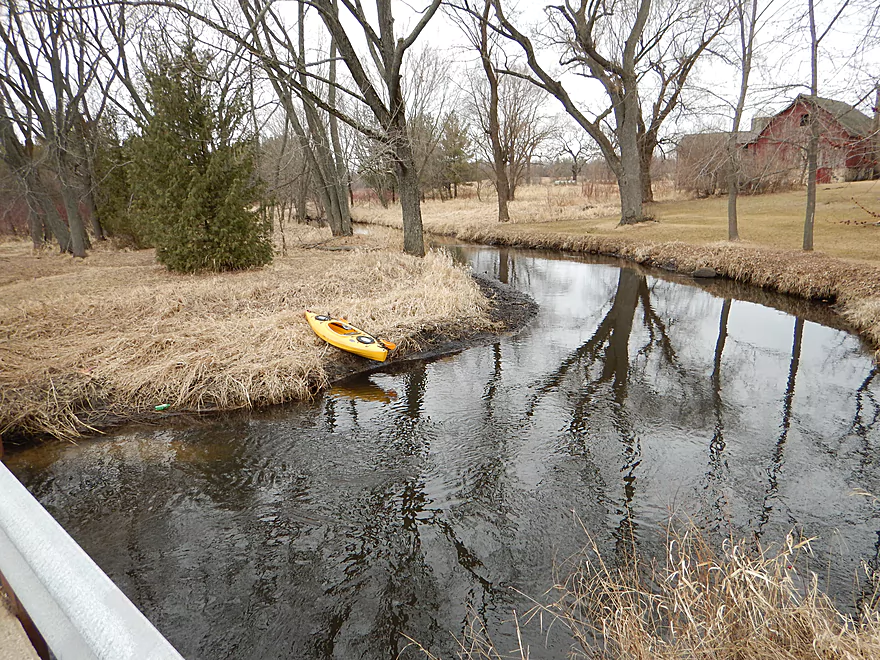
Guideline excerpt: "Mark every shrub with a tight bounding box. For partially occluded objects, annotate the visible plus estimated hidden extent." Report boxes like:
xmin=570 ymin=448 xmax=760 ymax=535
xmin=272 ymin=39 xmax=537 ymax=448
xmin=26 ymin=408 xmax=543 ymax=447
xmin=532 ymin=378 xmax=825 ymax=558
xmin=128 ymin=44 xmax=272 ymax=272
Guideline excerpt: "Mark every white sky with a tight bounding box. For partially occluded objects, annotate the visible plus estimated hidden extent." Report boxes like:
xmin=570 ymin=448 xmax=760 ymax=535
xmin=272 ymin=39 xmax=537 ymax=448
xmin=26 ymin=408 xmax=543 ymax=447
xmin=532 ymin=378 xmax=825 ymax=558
xmin=384 ymin=0 xmax=879 ymax=139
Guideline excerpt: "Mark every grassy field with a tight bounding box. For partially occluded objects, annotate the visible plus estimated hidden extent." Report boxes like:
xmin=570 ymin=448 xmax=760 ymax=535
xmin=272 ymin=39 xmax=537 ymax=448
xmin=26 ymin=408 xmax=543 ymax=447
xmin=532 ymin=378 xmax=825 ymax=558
xmin=0 ymin=225 xmax=493 ymax=440
xmin=355 ymin=179 xmax=880 ymax=265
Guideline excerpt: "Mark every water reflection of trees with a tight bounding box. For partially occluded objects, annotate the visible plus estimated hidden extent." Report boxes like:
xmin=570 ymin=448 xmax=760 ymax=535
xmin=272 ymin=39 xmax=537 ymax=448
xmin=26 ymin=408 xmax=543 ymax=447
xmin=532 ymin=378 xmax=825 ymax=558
xmin=522 ymin=267 xmax=698 ymax=555
xmin=851 ymin=366 xmax=879 ymax=460
xmin=701 ymin=298 xmax=731 ymax=532
xmin=319 ymin=360 xmax=511 ymax=657
xmin=754 ymin=317 xmax=804 ymax=541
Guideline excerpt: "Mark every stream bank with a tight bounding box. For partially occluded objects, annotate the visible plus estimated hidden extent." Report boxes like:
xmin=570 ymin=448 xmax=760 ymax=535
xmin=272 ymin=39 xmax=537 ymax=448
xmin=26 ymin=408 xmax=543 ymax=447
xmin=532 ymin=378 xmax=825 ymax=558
xmin=428 ymin=223 xmax=880 ymax=357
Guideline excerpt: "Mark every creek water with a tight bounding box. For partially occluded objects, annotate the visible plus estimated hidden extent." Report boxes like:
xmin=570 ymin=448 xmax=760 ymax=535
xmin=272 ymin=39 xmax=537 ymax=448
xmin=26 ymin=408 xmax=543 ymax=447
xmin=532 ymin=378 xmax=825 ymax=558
xmin=5 ymin=245 xmax=880 ymax=659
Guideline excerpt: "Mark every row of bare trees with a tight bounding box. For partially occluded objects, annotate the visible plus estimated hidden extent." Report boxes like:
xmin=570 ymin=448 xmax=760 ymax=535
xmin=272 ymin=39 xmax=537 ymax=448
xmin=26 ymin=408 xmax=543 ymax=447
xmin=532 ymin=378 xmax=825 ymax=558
xmin=0 ymin=0 xmax=125 ymax=256
xmin=1 ymin=0 xmax=877 ymax=259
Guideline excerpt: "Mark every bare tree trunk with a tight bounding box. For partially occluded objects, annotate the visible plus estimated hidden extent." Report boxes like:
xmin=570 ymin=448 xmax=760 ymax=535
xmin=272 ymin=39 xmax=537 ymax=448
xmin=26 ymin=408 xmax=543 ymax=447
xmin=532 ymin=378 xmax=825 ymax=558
xmin=727 ymin=0 xmax=758 ymax=241
xmin=477 ymin=0 xmax=510 ymax=222
xmin=638 ymin=131 xmax=655 ymax=203
xmin=26 ymin=166 xmax=71 ymax=251
xmin=296 ymin=2 xmax=349 ymax=236
xmin=327 ymin=0 xmax=352 ymax=235
xmin=295 ymin=157 xmax=309 ymax=222
xmin=73 ymin=115 xmax=105 ymax=241
xmin=640 ymin=151 xmax=654 ymax=203
xmin=619 ymin=106 xmax=645 ymax=224
xmin=727 ymin=169 xmax=741 ymax=240
xmin=393 ymin=125 xmax=426 ymax=257
xmin=38 ymin=190 xmax=71 ymax=251
xmin=508 ymin=170 xmax=517 ymax=200
xmin=25 ymin=193 xmax=45 ymax=248
xmin=81 ymin=172 xmax=105 ymax=240
xmin=803 ymin=0 xmax=819 ymax=251
xmin=495 ymin=160 xmax=511 ymax=219
xmin=608 ymin=0 xmax=648 ymax=225
xmin=59 ymin=173 xmax=89 ymax=257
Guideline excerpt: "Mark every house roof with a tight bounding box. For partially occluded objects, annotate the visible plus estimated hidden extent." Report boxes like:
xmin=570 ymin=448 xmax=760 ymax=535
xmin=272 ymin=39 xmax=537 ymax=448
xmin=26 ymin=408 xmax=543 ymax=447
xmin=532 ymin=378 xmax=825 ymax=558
xmin=786 ymin=94 xmax=873 ymax=137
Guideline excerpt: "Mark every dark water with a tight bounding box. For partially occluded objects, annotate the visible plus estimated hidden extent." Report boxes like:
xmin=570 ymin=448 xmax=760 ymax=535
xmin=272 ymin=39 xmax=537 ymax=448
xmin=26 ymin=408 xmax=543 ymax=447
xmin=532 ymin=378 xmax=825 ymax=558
xmin=5 ymin=246 xmax=880 ymax=659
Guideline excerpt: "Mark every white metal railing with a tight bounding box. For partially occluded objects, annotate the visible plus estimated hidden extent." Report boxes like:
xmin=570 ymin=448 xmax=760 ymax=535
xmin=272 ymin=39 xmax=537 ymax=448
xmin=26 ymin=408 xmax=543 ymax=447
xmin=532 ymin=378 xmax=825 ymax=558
xmin=0 ymin=462 xmax=185 ymax=660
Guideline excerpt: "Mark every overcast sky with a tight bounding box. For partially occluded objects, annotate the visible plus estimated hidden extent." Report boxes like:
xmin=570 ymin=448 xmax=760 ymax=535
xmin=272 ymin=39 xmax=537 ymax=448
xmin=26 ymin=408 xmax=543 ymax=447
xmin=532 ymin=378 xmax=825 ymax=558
xmin=383 ymin=0 xmax=879 ymax=135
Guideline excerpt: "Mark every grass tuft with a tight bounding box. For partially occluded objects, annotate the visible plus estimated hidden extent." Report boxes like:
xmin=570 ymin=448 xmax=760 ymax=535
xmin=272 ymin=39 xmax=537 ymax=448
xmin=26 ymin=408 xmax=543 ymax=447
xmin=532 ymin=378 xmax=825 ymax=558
xmin=532 ymin=524 xmax=880 ymax=659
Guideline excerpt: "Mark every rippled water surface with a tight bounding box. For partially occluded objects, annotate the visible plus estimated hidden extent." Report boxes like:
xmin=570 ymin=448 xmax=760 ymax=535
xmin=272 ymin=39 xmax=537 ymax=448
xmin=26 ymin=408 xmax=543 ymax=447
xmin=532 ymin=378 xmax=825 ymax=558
xmin=5 ymin=246 xmax=880 ymax=659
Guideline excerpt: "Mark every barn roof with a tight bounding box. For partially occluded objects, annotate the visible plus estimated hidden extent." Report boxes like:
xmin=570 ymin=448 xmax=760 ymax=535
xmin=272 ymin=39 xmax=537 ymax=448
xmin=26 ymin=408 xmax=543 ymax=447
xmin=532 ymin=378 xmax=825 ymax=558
xmin=787 ymin=94 xmax=873 ymax=137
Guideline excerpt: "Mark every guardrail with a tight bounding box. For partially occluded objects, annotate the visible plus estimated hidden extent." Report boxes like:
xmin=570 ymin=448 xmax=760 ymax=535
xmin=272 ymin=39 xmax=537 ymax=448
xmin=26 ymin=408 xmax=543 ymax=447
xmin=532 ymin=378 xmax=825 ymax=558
xmin=0 ymin=462 xmax=185 ymax=660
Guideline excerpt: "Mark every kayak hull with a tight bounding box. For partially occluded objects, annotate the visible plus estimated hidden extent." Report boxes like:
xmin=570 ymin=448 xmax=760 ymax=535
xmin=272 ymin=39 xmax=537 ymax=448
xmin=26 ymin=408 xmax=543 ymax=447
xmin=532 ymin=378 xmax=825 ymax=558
xmin=304 ymin=311 xmax=392 ymax=362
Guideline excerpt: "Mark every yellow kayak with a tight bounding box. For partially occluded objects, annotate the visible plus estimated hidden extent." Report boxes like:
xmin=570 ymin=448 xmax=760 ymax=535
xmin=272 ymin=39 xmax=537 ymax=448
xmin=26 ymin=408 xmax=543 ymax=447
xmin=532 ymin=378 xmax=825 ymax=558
xmin=304 ymin=311 xmax=396 ymax=362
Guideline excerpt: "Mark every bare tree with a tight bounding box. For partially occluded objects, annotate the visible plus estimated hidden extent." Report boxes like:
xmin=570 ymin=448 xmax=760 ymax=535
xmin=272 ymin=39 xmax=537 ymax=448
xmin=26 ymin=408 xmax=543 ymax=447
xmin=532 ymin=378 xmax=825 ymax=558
xmin=0 ymin=94 xmax=72 ymax=249
xmin=402 ymin=47 xmax=456 ymax=198
xmin=229 ymin=0 xmax=352 ymax=236
xmin=727 ymin=0 xmax=763 ymax=241
xmin=452 ymin=0 xmax=512 ymax=221
xmin=486 ymin=0 xmax=653 ymax=225
xmin=471 ymin=0 xmax=728 ymax=224
xmin=552 ymin=120 xmax=597 ymax=182
xmin=464 ymin=63 xmax=553 ymax=201
xmin=0 ymin=0 xmax=118 ymax=256
xmin=305 ymin=0 xmax=442 ymax=256
xmin=188 ymin=0 xmax=441 ymax=255
xmin=636 ymin=0 xmax=731 ymax=202
xmin=803 ymin=0 xmax=853 ymax=251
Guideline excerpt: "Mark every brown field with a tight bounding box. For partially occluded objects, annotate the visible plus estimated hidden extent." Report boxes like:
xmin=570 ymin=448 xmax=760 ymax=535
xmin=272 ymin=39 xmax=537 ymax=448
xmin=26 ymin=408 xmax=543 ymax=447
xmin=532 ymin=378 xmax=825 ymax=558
xmin=355 ymin=179 xmax=880 ymax=264
xmin=355 ymin=180 xmax=880 ymax=355
xmin=0 ymin=226 xmax=492 ymax=441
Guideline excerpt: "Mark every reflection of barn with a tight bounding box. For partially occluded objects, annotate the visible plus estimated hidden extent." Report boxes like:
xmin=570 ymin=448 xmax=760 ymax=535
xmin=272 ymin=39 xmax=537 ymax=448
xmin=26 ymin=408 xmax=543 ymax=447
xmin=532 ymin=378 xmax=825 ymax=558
xmin=744 ymin=95 xmax=876 ymax=184
xmin=676 ymin=95 xmax=878 ymax=195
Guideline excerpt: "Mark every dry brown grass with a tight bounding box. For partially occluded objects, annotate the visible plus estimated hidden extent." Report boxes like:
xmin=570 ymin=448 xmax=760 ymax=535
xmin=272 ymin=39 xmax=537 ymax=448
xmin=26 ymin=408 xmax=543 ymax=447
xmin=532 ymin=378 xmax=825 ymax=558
xmin=0 ymin=226 xmax=492 ymax=440
xmin=417 ymin=522 xmax=880 ymax=660
xmin=355 ymin=180 xmax=880 ymax=263
xmin=528 ymin=523 xmax=880 ymax=659
xmin=355 ymin=180 xmax=880 ymax=357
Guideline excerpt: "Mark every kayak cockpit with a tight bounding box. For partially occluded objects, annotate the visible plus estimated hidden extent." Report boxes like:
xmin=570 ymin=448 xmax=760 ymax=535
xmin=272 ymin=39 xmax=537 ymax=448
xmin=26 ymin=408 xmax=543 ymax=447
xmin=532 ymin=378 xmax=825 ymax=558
xmin=328 ymin=322 xmax=358 ymax=336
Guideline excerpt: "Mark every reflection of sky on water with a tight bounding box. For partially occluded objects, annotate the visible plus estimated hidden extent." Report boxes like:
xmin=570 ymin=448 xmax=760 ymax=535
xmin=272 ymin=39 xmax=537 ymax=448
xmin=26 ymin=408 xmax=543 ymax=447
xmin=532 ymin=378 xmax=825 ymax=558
xmin=5 ymin=246 xmax=880 ymax=659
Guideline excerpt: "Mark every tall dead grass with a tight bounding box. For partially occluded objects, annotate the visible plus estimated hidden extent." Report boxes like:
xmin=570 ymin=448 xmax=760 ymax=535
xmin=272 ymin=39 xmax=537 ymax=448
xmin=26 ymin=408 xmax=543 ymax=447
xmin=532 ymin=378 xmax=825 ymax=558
xmin=0 ymin=228 xmax=492 ymax=440
xmin=423 ymin=522 xmax=880 ymax=660
xmin=535 ymin=525 xmax=880 ymax=659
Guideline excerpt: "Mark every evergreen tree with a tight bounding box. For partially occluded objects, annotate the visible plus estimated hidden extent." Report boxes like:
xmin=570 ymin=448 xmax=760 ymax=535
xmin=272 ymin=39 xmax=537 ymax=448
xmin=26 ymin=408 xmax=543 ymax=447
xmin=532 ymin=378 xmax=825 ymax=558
xmin=439 ymin=112 xmax=472 ymax=199
xmin=92 ymin=117 xmax=141 ymax=247
xmin=129 ymin=44 xmax=272 ymax=273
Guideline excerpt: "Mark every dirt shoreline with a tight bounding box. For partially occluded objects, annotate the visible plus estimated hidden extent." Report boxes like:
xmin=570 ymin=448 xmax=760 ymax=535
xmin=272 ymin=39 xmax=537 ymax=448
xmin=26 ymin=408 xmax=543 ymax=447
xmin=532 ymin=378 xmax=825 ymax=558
xmin=322 ymin=272 xmax=538 ymax=384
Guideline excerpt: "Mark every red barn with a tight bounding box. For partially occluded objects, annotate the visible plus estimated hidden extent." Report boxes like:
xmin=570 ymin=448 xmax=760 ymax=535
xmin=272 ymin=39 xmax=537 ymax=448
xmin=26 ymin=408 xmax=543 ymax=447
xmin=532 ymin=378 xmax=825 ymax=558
xmin=744 ymin=94 xmax=877 ymax=184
